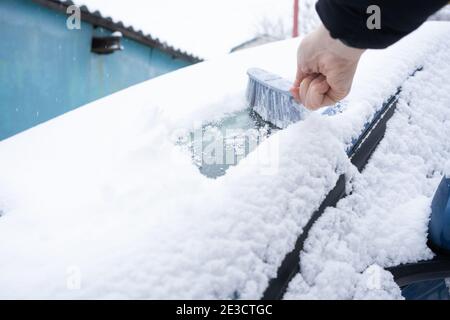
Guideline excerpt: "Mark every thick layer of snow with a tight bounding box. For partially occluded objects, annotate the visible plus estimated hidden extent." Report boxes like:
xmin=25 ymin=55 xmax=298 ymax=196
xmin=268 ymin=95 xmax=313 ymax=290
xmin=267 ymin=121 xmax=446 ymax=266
xmin=285 ymin=33 xmax=450 ymax=299
xmin=0 ymin=22 xmax=449 ymax=299
xmin=71 ymin=0 xmax=294 ymax=59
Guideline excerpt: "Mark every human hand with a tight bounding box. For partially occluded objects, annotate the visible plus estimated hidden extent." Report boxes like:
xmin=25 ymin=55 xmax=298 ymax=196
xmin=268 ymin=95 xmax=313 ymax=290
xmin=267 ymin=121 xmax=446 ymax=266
xmin=290 ymin=24 xmax=365 ymax=110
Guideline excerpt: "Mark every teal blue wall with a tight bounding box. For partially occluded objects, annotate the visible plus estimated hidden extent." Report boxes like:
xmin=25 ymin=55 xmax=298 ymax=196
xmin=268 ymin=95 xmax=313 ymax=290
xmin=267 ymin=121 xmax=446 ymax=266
xmin=0 ymin=0 xmax=192 ymax=140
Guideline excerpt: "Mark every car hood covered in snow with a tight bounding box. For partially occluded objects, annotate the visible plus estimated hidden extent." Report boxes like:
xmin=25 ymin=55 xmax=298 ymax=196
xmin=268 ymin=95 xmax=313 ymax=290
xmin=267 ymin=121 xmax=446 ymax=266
xmin=0 ymin=22 xmax=449 ymax=299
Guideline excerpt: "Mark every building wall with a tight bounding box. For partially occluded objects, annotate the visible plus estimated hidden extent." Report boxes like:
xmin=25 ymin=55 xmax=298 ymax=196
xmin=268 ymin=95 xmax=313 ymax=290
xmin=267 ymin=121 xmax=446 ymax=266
xmin=0 ymin=0 xmax=192 ymax=140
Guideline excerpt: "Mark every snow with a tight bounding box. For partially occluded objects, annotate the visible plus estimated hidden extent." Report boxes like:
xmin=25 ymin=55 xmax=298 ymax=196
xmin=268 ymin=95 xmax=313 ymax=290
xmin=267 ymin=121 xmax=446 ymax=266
xmin=284 ymin=29 xmax=450 ymax=299
xmin=430 ymin=5 xmax=450 ymax=21
xmin=69 ymin=0 xmax=294 ymax=59
xmin=285 ymin=264 xmax=403 ymax=300
xmin=111 ymin=31 xmax=123 ymax=38
xmin=0 ymin=22 xmax=449 ymax=299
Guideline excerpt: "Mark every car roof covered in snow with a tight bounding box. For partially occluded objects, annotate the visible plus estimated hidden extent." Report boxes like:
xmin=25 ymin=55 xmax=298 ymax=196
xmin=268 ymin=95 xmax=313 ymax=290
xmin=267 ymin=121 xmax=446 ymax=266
xmin=0 ymin=22 xmax=449 ymax=299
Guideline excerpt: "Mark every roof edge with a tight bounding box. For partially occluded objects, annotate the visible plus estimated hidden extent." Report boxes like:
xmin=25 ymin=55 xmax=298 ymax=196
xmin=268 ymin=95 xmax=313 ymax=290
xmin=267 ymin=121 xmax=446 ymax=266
xmin=33 ymin=0 xmax=203 ymax=63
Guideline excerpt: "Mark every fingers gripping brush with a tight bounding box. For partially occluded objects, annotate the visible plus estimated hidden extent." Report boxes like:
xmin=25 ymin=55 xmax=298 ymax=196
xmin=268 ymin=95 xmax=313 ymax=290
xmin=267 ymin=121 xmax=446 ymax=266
xmin=246 ymin=68 xmax=309 ymax=129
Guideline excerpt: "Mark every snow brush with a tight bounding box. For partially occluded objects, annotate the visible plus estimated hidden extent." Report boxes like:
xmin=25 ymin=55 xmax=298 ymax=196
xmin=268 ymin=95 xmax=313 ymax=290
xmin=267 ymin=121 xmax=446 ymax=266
xmin=246 ymin=68 xmax=308 ymax=129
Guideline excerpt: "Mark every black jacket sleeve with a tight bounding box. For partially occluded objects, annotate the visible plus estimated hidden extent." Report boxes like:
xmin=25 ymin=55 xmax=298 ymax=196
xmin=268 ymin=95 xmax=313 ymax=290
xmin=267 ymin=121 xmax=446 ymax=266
xmin=316 ymin=0 xmax=448 ymax=49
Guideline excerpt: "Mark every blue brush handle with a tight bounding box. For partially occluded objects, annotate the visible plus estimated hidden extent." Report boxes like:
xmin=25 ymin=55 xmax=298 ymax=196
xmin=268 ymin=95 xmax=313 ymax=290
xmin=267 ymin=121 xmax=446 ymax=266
xmin=248 ymin=68 xmax=341 ymax=112
xmin=247 ymin=68 xmax=294 ymax=97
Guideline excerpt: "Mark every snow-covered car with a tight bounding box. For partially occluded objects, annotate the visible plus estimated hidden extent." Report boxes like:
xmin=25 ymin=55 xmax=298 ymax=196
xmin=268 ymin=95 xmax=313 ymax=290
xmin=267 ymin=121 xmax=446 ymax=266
xmin=0 ymin=21 xmax=449 ymax=300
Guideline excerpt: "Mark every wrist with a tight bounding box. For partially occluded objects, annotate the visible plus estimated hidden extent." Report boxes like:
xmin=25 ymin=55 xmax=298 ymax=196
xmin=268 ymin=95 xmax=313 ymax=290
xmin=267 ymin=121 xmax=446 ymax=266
xmin=318 ymin=24 xmax=365 ymax=61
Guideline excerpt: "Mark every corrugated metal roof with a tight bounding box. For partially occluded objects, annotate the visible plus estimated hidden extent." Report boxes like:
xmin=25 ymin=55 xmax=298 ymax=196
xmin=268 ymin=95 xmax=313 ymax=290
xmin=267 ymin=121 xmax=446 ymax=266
xmin=33 ymin=0 xmax=203 ymax=63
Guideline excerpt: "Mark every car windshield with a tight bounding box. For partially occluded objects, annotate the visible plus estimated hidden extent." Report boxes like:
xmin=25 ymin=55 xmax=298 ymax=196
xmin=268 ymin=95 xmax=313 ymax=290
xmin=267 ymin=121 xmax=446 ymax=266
xmin=177 ymin=108 xmax=278 ymax=178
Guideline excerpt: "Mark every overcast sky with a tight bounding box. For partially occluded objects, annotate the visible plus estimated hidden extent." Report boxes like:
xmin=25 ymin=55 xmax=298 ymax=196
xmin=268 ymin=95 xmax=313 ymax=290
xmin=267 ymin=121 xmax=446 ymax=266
xmin=74 ymin=0 xmax=294 ymax=59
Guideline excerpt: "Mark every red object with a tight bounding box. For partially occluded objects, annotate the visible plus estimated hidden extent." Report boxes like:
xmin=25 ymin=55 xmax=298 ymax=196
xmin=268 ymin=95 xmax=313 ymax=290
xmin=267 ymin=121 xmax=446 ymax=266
xmin=293 ymin=0 xmax=299 ymax=37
